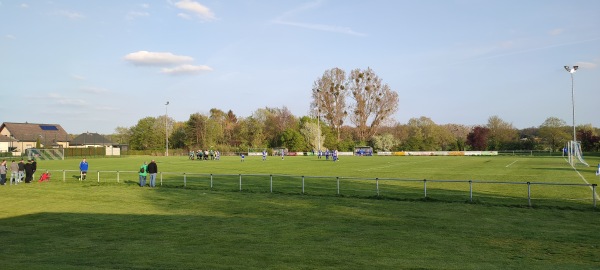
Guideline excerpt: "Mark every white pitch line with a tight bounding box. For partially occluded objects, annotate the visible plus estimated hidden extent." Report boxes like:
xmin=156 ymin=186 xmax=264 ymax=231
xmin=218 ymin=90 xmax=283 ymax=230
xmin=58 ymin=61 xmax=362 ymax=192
xmin=566 ymin=158 xmax=600 ymax=200
xmin=505 ymin=160 xmax=518 ymax=167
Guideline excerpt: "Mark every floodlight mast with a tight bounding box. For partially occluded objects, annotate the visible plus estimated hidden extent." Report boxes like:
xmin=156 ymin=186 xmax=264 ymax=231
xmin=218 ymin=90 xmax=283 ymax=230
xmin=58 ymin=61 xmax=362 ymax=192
xmin=564 ymin=65 xmax=578 ymax=142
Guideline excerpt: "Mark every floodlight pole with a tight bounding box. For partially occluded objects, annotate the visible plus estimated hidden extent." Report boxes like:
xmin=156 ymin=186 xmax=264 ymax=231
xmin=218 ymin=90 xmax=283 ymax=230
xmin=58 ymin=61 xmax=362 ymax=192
xmin=564 ymin=65 xmax=578 ymax=142
xmin=165 ymin=101 xmax=169 ymax=157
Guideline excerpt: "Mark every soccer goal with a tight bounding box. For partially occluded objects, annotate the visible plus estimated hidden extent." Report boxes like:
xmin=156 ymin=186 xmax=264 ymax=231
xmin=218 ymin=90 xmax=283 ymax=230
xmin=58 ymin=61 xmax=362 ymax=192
xmin=566 ymin=141 xmax=589 ymax=167
xmin=248 ymin=148 xmax=268 ymax=156
xmin=26 ymin=148 xmax=65 ymax=160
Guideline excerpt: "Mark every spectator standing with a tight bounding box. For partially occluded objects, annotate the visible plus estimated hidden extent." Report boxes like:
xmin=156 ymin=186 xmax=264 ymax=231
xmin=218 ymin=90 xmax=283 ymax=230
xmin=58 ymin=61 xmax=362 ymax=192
xmin=10 ymin=160 xmax=19 ymax=185
xmin=18 ymin=159 xmax=25 ymax=183
xmin=24 ymin=160 xmax=33 ymax=183
xmin=147 ymin=160 xmax=158 ymax=188
xmin=138 ymin=162 xmax=148 ymax=187
xmin=31 ymin=158 xmax=37 ymax=179
xmin=79 ymin=158 xmax=89 ymax=180
xmin=0 ymin=160 xmax=7 ymax=185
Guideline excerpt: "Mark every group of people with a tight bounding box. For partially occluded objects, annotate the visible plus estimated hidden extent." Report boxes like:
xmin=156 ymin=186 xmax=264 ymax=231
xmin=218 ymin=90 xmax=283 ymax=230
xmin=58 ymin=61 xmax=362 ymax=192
xmin=317 ymin=149 xmax=339 ymax=161
xmin=138 ymin=160 xmax=158 ymax=188
xmin=189 ymin=149 xmax=220 ymax=161
xmin=0 ymin=158 xmax=38 ymax=185
xmin=79 ymin=157 xmax=160 ymax=188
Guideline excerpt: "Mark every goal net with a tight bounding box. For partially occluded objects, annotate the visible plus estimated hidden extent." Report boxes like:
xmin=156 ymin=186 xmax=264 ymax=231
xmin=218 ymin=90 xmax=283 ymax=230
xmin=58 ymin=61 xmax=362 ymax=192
xmin=566 ymin=141 xmax=588 ymax=167
xmin=26 ymin=148 xmax=65 ymax=160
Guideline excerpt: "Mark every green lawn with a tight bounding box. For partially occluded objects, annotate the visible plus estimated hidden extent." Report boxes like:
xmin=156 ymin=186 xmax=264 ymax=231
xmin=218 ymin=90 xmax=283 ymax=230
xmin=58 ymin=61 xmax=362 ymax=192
xmin=0 ymin=155 xmax=599 ymax=269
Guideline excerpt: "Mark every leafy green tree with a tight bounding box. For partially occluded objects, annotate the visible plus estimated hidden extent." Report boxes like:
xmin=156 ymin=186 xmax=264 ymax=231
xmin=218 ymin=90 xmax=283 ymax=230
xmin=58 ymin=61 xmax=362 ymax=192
xmin=280 ymin=128 xmax=307 ymax=151
xmin=130 ymin=117 xmax=163 ymax=150
xmin=486 ymin=115 xmax=518 ymax=150
xmin=538 ymin=117 xmax=569 ymax=151
xmin=372 ymin=134 xmax=397 ymax=151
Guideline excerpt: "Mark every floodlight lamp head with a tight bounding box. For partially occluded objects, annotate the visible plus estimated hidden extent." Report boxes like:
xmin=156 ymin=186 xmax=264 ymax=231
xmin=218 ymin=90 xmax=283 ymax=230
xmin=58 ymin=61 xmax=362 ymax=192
xmin=564 ymin=66 xmax=577 ymax=73
xmin=166 ymin=101 xmax=169 ymax=105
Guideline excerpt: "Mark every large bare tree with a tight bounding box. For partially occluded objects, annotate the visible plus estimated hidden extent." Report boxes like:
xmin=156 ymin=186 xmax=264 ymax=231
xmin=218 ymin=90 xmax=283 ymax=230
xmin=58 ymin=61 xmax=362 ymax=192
xmin=348 ymin=67 xmax=399 ymax=142
xmin=311 ymin=67 xmax=348 ymax=141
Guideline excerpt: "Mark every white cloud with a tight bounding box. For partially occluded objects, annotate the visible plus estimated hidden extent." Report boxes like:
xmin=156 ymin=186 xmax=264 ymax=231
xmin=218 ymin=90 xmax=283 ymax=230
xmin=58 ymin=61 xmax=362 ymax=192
xmin=70 ymin=74 xmax=86 ymax=80
xmin=141 ymin=3 xmax=149 ymax=9
xmin=126 ymin=11 xmax=150 ymax=20
xmin=124 ymin=51 xmax=194 ymax=66
xmin=5 ymin=34 xmax=16 ymax=40
xmin=46 ymin=93 xmax=87 ymax=106
xmin=20 ymin=3 xmax=28 ymax=8
xmin=174 ymin=0 xmax=215 ymax=21
xmin=80 ymin=86 xmax=110 ymax=94
xmin=161 ymin=64 xmax=213 ymax=75
xmin=56 ymin=10 xmax=85 ymax=20
xmin=574 ymin=61 xmax=597 ymax=69
xmin=549 ymin=28 xmax=564 ymax=36
xmin=177 ymin=13 xmax=192 ymax=20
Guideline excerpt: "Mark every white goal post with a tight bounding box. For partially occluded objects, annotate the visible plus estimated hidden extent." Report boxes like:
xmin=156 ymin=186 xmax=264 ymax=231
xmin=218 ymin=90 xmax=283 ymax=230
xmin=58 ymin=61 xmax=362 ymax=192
xmin=566 ymin=140 xmax=589 ymax=167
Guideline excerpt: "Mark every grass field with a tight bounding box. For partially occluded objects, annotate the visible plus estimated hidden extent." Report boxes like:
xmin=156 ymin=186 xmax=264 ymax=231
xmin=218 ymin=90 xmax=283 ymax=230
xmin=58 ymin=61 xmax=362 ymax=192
xmin=1 ymin=155 xmax=599 ymax=269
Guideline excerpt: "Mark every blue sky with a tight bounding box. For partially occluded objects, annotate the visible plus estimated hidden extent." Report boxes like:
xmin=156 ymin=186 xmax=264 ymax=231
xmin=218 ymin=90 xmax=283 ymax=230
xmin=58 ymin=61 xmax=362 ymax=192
xmin=1 ymin=0 xmax=599 ymax=134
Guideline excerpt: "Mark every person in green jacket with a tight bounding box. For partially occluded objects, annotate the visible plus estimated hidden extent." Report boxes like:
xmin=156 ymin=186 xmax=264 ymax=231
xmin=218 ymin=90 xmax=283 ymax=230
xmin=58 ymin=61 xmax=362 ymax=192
xmin=138 ymin=162 xmax=148 ymax=187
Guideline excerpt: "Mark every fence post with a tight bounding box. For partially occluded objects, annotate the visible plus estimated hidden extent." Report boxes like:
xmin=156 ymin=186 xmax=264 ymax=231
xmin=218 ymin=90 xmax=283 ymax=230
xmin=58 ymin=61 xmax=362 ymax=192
xmin=184 ymin=173 xmax=186 ymax=188
xmin=270 ymin=174 xmax=273 ymax=193
xmin=117 ymin=171 xmax=120 ymax=183
xmin=62 ymin=170 xmax=65 ymax=182
xmin=424 ymin=179 xmax=427 ymax=198
xmin=302 ymin=176 xmax=305 ymax=194
xmin=210 ymin=174 xmax=213 ymax=189
xmin=97 ymin=171 xmax=100 ymax=183
xmin=336 ymin=177 xmax=340 ymax=195
xmin=469 ymin=180 xmax=473 ymax=202
xmin=160 ymin=172 xmax=162 ymax=186
xmin=376 ymin=178 xmax=379 ymax=197
xmin=239 ymin=174 xmax=242 ymax=191
xmin=593 ymin=184 xmax=597 ymax=208
xmin=527 ymin=182 xmax=532 ymax=207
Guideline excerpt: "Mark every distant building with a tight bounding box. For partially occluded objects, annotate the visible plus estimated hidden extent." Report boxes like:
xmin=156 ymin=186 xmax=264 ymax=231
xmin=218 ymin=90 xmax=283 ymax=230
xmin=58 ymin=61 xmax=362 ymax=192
xmin=71 ymin=132 xmax=121 ymax=156
xmin=0 ymin=122 xmax=70 ymax=152
xmin=0 ymin=134 xmax=18 ymax=154
xmin=71 ymin=132 xmax=116 ymax=148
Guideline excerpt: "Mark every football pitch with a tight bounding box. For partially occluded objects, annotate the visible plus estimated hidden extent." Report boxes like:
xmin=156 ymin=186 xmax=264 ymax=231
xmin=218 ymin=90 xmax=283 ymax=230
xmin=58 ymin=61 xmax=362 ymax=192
xmin=0 ymin=155 xmax=599 ymax=269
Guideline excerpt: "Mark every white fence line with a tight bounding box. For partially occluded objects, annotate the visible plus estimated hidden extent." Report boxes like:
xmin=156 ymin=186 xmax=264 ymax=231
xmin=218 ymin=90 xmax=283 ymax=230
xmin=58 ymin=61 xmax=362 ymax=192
xmin=40 ymin=169 xmax=598 ymax=209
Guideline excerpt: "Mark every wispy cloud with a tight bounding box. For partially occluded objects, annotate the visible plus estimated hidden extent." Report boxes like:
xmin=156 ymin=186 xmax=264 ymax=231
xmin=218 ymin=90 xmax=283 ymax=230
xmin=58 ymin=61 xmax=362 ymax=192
xmin=70 ymin=74 xmax=86 ymax=80
xmin=124 ymin=51 xmax=194 ymax=66
xmin=80 ymin=86 xmax=110 ymax=94
xmin=161 ymin=64 xmax=213 ymax=75
xmin=5 ymin=34 xmax=16 ymax=40
xmin=126 ymin=11 xmax=150 ymax=20
xmin=574 ymin=61 xmax=598 ymax=69
xmin=174 ymin=0 xmax=216 ymax=21
xmin=549 ymin=28 xmax=564 ymax=36
xmin=46 ymin=93 xmax=88 ymax=107
xmin=272 ymin=0 xmax=366 ymax=37
xmin=20 ymin=3 xmax=28 ymax=8
xmin=56 ymin=10 xmax=85 ymax=20
xmin=273 ymin=20 xmax=366 ymax=37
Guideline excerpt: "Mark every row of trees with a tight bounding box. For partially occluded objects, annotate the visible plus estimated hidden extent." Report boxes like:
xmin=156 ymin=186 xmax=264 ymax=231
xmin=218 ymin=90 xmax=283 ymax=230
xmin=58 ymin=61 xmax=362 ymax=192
xmin=111 ymin=67 xmax=599 ymax=153
xmin=114 ymin=110 xmax=600 ymax=153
